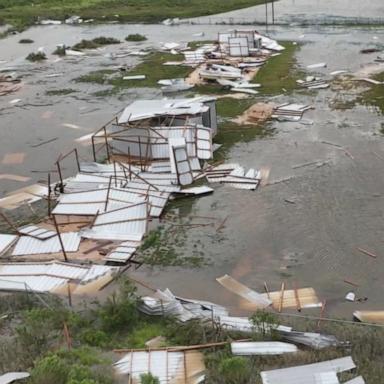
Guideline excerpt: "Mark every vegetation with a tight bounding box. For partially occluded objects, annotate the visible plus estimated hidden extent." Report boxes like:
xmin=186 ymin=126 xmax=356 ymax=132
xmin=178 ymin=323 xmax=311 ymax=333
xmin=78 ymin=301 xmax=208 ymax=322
xmin=19 ymin=38 xmax=33 ymax=43
xmin=360 ymin=72 xmax=384 ymax=114
xmin=253 ymin=41 xmax=302 ymax=95
xmin=26 ymin=51 xmax=46 ymax=61
xmin=46 ymin=89 xmax=76 ymax=96
xmin=53 ymin=45 xmax=66 ymax=56
xmin=76 ymin=52 xmax=193 ymax=93
xmin=0 ymin=0 xmax=273 ymax=31
xmin=72 ymin=36 xmax=120 ymax=50
xmin=140 ymin=373 xmax=160 ymax=384
xmin=126 ymin=33 xmax=147 ymax=42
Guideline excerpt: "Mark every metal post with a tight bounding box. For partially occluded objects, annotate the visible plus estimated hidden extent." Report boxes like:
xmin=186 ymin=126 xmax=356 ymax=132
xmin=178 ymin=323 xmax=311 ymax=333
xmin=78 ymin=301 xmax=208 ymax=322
xmin=265 ymin=0 xmax=269 ymax=33
xmin=138 ymin=136 xmax=143 ymax=172
xmin=47 ymin=173 xmax=51 ymax=217
xmin=104 ymin=127 xmax=110 ymax=162
xmin=272 ymin=0 xmax=275 ymax=24
xmin=74 ymin=148 xmax=80 ymax=172
xmin=92 ymin=135 xmax=96 ymax=162
xmin=105 ymin=176 xmax=112 ymax=212
xmin=52 ymin=214 xmax=68 ymax=262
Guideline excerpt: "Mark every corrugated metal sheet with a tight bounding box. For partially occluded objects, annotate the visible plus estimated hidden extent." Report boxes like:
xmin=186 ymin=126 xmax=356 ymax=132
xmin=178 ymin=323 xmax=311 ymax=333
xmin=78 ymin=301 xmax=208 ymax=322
xmin=0 ymin=234 xmax=18 ymax=255
xmin=114 ymin=350 xmax=205 ymax=384
xmin=0 ymin=262 xmax=116 ymax=293
xmin=218 ymin=315 xmax=291 ymax=333
xmin=231 ymin=342 xmax=297 ymax=355
xmin=216 ymin=274 xmax=272 ymax=308
xmin=12 ymin=232 xmax=81 ymax=256
xmin=260 ymin=356 xmax=356 ymax=384
xmin=81 ymin=202 xmax=148 ymax=241
xmin=18 ymin=225 xmax=57 ymax=240
xmin=105 ymin=240 xmax=140 ymax=262
xmin=118 ymin=98 xmax=210 ymax=124
xmin=0 ymin=372 xmax=30 ymax=384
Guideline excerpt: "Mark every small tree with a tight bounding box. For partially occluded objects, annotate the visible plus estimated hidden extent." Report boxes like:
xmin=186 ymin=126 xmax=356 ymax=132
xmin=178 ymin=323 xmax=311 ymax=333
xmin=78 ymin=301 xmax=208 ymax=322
xmin=140 ymin=373 xmax=160 ymax=384
xmin=250 ymin=310 xmax=279 ymax=339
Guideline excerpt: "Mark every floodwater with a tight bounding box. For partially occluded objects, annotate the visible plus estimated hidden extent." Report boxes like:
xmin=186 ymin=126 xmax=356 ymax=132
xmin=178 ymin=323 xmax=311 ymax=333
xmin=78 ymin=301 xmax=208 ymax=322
xmin=188 ymin=0 xmax=384 ymax=24
xmin=0 ymin=18 xmax=384 ymax=318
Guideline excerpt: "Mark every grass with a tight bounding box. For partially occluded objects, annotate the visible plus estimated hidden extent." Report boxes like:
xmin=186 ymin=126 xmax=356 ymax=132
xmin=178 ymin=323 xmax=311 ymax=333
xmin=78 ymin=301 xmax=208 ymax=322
xmin=0 ymin=0 xmax=273 ymax=31
xmin=52 ymin=45 xmax=66 ymax=56
xmin=360 ymin=72 xmax=384 ymax=114
xmin=76 ymin=52 xmax=193 ymax=93
xmin=46 ymin=88 xmax=76 ymax=96
xmin=125 ymin=34 xmax=147 ymax=42
xmin=253 ymin=41 xmax=302 ymax=95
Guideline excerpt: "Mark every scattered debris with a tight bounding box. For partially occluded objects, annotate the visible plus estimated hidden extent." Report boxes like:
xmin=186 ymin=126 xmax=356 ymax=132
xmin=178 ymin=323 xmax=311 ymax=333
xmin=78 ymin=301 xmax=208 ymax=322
xmin=0 ymin=372 xmax=30 ymax=384
xmin=357 ymin=247 xmax=377 ymax=259
xmin=272 ymin=103 xmax=313 ymax=121
xmin=158 ymin=78 xmax=194 ymax=93
xmin=122 ymin=75 xmax=146 ymax=80
xmin=307 ymin=62 xmax=327 ymax=69
xmin=345 ymin=292 xmax=356 ymax=302
xmin=360 ymin=48 xmax=381 ymax=54
xmin=297 ymin=76 xmax=329 ymax=89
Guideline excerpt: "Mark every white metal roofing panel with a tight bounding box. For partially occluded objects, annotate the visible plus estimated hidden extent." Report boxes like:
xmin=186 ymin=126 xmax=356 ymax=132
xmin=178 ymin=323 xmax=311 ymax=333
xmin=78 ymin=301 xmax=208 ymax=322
xmin=81 ymin=265 xmax=116 ymax=282
xmin=118 ymin=99 xmax=209 ymax=124
xmin=18 ymin=225 xmax=56 ymax=240
xmin=218 ymin=315 xmax=291 ymax=333
xmin=229 ymin=37 xmax=250 ymax=56
xmin=231 ymin=342 xmax=297 ymax=355
xmin=0 ymin=372 xmax=30 ymax=384
xmin=344 ymin=376 xmax=365 ymax=384
xmin=81 ymin=203 xmax=147 ymax=241
xmin=0 ymin=276 xmax=67 ymax=292
xmin=0 ymin=234 xmax=17 ymax=255
xmin=260 ymin=356 xmax=356 ymax=384
xmin=12 ymin=232 xmax=81 ymax=256
xmin=177 ymin=186 xmax=214 ymax=195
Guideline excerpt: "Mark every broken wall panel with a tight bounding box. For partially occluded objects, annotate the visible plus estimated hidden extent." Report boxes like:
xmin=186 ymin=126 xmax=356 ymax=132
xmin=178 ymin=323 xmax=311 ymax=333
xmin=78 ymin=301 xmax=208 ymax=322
xmin=172 ymin=145 xmax=194 ymax=186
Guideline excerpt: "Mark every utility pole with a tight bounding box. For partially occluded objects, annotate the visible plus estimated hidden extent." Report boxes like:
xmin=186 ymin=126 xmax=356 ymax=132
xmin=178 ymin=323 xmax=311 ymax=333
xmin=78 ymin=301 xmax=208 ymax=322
xmin=272 ymin=0 xmax=275 ymax=24
xmin=265 ymin=0 xmax=269 ymax=33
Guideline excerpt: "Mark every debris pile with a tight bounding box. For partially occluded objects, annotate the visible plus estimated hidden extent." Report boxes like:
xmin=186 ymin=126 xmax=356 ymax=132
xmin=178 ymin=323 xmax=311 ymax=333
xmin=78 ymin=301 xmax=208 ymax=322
xmin=272 ymin=103 xmax=313 ymax=122
xmin=297 ymin=75 xmax=330 ymax=89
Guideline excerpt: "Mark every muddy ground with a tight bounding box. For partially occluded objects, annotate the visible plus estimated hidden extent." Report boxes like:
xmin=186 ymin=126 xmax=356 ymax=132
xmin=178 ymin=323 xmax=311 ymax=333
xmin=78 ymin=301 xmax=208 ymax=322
xmin=0 ymin=20 xmax=383 ymax=320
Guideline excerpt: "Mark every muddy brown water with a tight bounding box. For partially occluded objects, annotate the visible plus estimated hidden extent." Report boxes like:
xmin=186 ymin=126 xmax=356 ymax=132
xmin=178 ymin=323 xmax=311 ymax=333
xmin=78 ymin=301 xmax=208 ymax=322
xmin=0 ymin=21 xmax=383 ymax=319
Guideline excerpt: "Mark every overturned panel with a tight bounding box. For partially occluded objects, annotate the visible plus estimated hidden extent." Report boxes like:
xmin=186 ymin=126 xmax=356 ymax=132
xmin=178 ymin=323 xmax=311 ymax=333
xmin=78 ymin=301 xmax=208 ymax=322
xmin=231 ymin=341 xmax=297 ymax=356
xmin=114 ymin=349 xmax=205 ymax=384
xmin=216 ymin=274 xmax=272 ymax=308
xmin=81 ymin=202 xmax=148 ymax=241
xmin=172 ymin=145 xmax=194 ymax=186
xmin=12 ymin=232 xmax=81 ymax=256
xmin=229 ymin=37 xmax=250 ymax=57
xmin=260 ymin=356 xmax=355 ymax=384
xmin=18 ymin=225 xmax=57 ymax=240
xmin=0 ymin=234 xmax=18 ymax=256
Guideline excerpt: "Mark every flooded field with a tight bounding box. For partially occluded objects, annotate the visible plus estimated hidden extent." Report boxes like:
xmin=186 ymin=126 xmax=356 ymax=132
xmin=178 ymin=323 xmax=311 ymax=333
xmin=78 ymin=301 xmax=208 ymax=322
xmin=1 ymin=20 xmax=383 ymax=320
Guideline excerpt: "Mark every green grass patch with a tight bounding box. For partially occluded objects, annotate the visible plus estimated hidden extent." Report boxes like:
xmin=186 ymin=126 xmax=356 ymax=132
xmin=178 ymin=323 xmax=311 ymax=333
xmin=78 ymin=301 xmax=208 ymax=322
xmin=52 ymin=45 xmax=66 ymax=56
xmin=0 ymin=0 xmax=274 ymax=30
xmin=76 ymin=52 xmax=193 ymax=93
xmin=216 ymin=97 xmax=255 ymax=118
xmin=46 ymin=88 xmax=76 ymax=96
xmin=125 ymin=33 xmax=147 ymax=42
xmin=253 ymin=41 xmax=302 ymax=95
xmin=360 ymin=72 xmax=384 ymax=114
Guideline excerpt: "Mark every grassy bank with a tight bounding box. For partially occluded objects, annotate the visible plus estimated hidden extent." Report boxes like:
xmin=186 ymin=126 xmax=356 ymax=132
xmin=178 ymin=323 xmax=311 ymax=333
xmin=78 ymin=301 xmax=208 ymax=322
xmin=0 ymin=0 xmax=273 ymax=31
xmin=253 ymin=41 xmax=302 ymax=95
xmin=360 ymin=72 xmax=384 ymax=115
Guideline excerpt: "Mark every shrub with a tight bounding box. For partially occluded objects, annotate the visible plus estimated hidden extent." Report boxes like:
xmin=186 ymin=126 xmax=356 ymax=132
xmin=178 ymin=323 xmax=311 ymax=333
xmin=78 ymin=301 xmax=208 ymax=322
xmin=72 ymin=39 xmax=99 ymax=50
xmin=125 ymin=34 xmax=147 ymax=42
xmin=26 ymin=51 xmax=46 ymax=61
xmin=140 ymin=373 xmax=160 ymax=384
xmin=30 ymin=354 xmax=69 ymax=384
xmin=92 ymin=36 xmax=120 ymax=45
xmin=53 ymin=45 xmax=66 ymax=56
xmin=218 ymin=356 xmax=251 ymax=384
xmin=250 ymin=310 xmax=279 ymax=339
xmin=19 ymin=38 xmax=33 ymax=43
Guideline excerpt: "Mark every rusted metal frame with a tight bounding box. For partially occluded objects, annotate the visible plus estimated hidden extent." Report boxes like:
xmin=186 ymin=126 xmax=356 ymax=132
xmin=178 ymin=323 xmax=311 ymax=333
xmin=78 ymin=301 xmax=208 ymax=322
xmin=95 ymin=200 xmax=148 ymax=217
xmin=263 ymin=281 xmax=270 ymax=300
xmin=171 ymin=146 xmax=182 ymax=185
xmin=317 ymin=300 xmax=327 ymax=331
xmin=52 ymin=214 xmax=68 ymax=262
xmin=294 ymin=282 xmax=301 ymax=312
xmin=138 ymin=136 xmax=144 ymax=172
xmin=104 ymin=176 xmax=112 ymax=212
xmin=83 ymin=240 xmax=114 ymax=255
xmin=113 ymin=161 xmax=117 ymax=187
xmin=117 ymin=161 xmax=160 ymax=191
xmin=103 ymin=126 xmax=110 ymax=162
xmin=183 ymin=350 xmax=188 ymax=383
xmin=89 ymin=210 xmax=100 ymax=229
xmin=128 ymin=148 xmax=132 ymax=181
xmin=144 ymin=136 xmax=151 ymax=171
xmin=220 ymin=179 xmax=258 ymax=185
xmin=47 ymin=173 xmax=52 ymax=217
